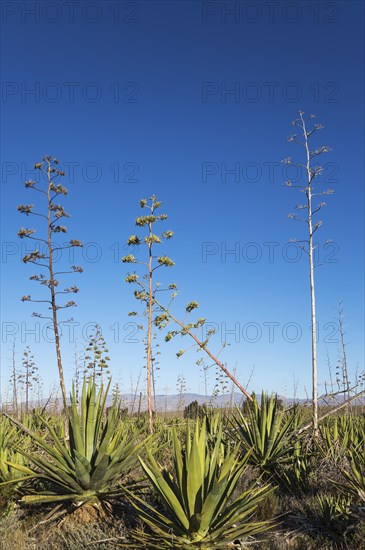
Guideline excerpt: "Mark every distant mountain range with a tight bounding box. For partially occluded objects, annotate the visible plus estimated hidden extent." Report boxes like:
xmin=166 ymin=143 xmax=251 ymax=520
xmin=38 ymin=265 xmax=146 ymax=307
xmin=116 ymin=392 xmax=365 ymax=412
xmin=5 ymin=391 xmax=362 ymax=414
xmin=117 ymin=392 xmax=247 ymax=412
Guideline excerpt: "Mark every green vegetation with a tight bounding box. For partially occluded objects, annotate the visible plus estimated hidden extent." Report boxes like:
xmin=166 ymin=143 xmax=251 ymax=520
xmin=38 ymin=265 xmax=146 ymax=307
xmin=127 ymin=419 xmax=273 ymax=548
xmin=1 ymin=149 xmax=364 ymax=548
xmin=2 ymin=379 xmax=147 ymax=511
xmin=1 ymin=395 xmax=365 ymax=548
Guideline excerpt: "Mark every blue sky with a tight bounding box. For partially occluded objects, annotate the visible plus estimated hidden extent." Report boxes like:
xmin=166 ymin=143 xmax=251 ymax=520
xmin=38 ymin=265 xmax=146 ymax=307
xmin=1 ymin=0 xmax=364 ymax=402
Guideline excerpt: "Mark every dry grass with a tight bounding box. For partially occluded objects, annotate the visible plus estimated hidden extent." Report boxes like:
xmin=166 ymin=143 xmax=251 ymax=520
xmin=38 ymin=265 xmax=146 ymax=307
xmin=0 ymin=511 xmax=128 ymax=549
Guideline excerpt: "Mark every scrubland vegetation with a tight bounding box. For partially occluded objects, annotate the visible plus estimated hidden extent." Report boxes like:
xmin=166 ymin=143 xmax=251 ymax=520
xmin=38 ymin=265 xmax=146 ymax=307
xmin=1 ymin=114 xmax=364 ymax=548
xmin=0 ymin=389 xmax=365 ymax=548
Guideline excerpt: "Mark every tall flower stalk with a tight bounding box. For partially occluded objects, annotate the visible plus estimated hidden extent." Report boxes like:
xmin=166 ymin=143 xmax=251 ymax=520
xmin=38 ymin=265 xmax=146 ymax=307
xmin=9 ymin=341 xmax=19 ymax=417
xmin=18 ymin=156 xmax=83 ymax=412
xmin=283 ymin=112 xmax=333 ymax=436
xmin=153 ymin=297 xmax=254 ymax=402
xmin=122 ymin=195 xmax=174 ymax=433
xmin=84 ymin=323 xmax=111 ymax=383
xmin=18 ymin=347 xmax=38 ymax=414
xmin=123 ymin=197 xmax=253 ymax=433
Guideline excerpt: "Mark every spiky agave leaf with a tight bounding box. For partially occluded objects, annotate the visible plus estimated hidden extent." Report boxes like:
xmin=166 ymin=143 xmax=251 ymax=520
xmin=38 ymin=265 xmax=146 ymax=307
xmin=339 ymin=445 xmax=365 ymax=503
xmin=127 ymin=419 xmax=274 ymax=547
xmin=318 ymin=414 xmax=365 ymax=461
xmin=3 ymin=377 xmax=152 ymax=508
xmin=232 ymin=392 xmax=297 ymax=472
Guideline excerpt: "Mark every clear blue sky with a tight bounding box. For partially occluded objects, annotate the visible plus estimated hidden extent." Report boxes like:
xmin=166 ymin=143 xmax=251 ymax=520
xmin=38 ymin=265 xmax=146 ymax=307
xmin=1 ymin=0 xmax=364 ymax=402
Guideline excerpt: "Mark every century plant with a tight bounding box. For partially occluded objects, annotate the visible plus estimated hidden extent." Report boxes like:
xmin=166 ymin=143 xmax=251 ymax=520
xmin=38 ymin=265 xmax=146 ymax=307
xmin=337 ymin=301 xmax=350 ymax=402
xmin=0 ymin=419 xmax=29 ymax=484
xmin=232 ymin=392 xmax=297 ymax=473
xmin=84 ymin=323 xmax=111 ymax=383
xmin=276 ymin=433 xmax=313 ymax=494
xmin=319 ymin=414 xmax=365 ymax=462
xmin=176 ymin=373 xmax=187 ymax=412
xmin=216 ymin=368 xmax=229 ymax=408
xmin=128 ymin=419 xmax=274 ymax=548
xmin=8 ymin=341 xmax=18 ymax=417
xmin=210 ymin=367 xmax=221 ymax=407
xmin=3 ymin=378 xmax=149 ymax=512
xmin=122 ymin=195 xmax=175 ymax=433
xmin=18 ymin=156 xmax=83 ymax=411
xmin=199 ymin=359 xmax=210 ymax=401
xmin=339 ymin=445 xmax=365 ymax=503
xmin=0 ymin=419 xmax=31 ymax=515
xmin=112 ymin=382 xmax=122 ymax=407
xmin=154 ymin=295 xmax=254 ymax=403
xmin=307 ymin=493 xmax=352 ymax=529
xmin=283 ymin=112 xmax=333 ymax=437
xmin=17 ymin=346 xmax=39 ymax=414
xmin=123 ymin=197 xmax=254 ymax=434
xmin=73 ymin=341 xmax=83 ymax=405
xmin=275 ymin=409 xmax=316 ymax=494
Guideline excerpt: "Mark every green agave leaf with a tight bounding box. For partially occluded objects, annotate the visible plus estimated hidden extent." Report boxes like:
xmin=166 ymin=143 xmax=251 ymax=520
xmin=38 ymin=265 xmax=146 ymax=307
xmin=41 ymin=420 xmax=73 ymax=468
xmin=217 ymin=445 xmax=241 ymax=482
xmin=12 ymin=422 xmax=72 ymax=472
xmin=199 ymin=458 xmax=247 ymax=536
xmin=126 ymin=487 xmax=186 ymax=535
xmin=172 ymin=427 xmax=184 ymax=493
xmin=260 ymin=392 xmax=269 ymax=454
xmin=22 ymin=493 xmax=80 ymax=505
xmin=207 ymin=517 xmax=275 ymax=545
xmin=70 ymin=384 xmax=85 ymax=457
xmin=18 ymin=449 xmax=81 ymax=492
xmin=3 ymin=461 xmax=34 ymax=476
xmin=0 ymin=472 xmax=36 ymax=486
xmin=97 ymin=412 xmax=119 ymax=461
xmin=89 ymin=453 xmax=109 ymax=489
xmin=186 ymin=420 xmax=204 ymax=517
xmin=214 ymin=483 xmax=273 ymax=531
xmin=206 ymin=430 xmax=224 ymax=493
xmin=139 ymin=454 xmax=189 ymax=530
xmin=95 ymin=379 xmax=111 ymax=447
xmin=251 ymin=397 xmax=262 ymax=451
xmin=85 ymin=380 xmax=98 ymax=462
xmin=108 ymin=435 xmax=150 ymax=473
xmin=73 ymin=449 xmax=91 ymax=473
xmin=74 ymin=452 xmax=91 ymax=489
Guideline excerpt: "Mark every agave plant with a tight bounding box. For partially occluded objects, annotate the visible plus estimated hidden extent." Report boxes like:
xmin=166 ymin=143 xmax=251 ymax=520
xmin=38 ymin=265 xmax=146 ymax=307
xmin=231 ymin=392 xmax=297 ymax=473
xmin=319 ymin=414 xmax=365 ymax=461
xmin=314 ymin=493 xmax=352 ymax=526
xmin=341 ymin=446 xmax=365 ymax=503
xmin=127 ymin=419 xmax=274 ymax=548
xmin=22 ymin=409 xmax=66 ymax=439
xmin=275 ymin=436 xmax=313 ymax=494
xmin=0 ymin=419 xmax=32 ymax=515
xmin=0 ymin=417 xmax=34 ymax=479
xmin=4 ymin=378 xmax=150 ymax=509
xmin=0 ymin=449 xmax=29 ymax=487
